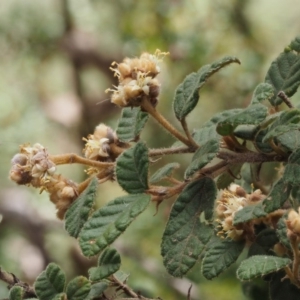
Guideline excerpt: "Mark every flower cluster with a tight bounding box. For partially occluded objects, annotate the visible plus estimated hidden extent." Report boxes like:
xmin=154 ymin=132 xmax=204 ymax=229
xmin=215 ymin=184 xmax=265 ymax=240
xmin=9 ymin=143 xmax=78 ymax=219
xmin=106 ymin=50 xmax=168 ymax=107
xmin=83 ymin=123 xmax=129 ymax=162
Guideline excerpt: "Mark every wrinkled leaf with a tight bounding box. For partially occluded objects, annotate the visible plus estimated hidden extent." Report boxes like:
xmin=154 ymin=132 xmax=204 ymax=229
xmin=193 ymin=109 xmax=242 ymax=145
xmin=237 ymin=255 xmax=291 ymax=281
xmin=9 ymin=286 xmax=23 ymax=300
xmin=116 ymin=107 xmax=149 ymax=142
xmin=233 ymin=202 xmax=266 ymax=225
xmin=233 ymin=125 xmax=258 ymax=140
xmin=86 ymin=282 xmax=108 ymax=300
xmin=217 ymin=163 xmax=243 ymax=190
xmin=66 ymin=276 xmax=91 ymax=300
xmin=202 ymin=238 xmax=245 ymax=279
xmin=251 ymin=83 xmax=274 ymax=105
xmin=263 ymin=178 xmax=291 ymax=213
xmin=265 ymin=47 xmax=300 ymax=106
xmin=173 ymin=56 xmax=240 ymax=120
xmin=150 ymin=162 xmax=180 ymax=184
xmin=289 ymin=36 xmax=300 ymax=53
xmin=89 ymin=248 xmax=121 ymax=281
xmin=276 ymin=214 xmax=291 ymax=250
xmin=79 ymin=194 xmax=150 ymax=257
xmin=161 ymin=178 xmax=216 ymax=277
xmin=65 ymin=177 xmax=98 ymax=238
xmin=185 ymin=139 xmax=219 ymax=179
xmin=217 ymin=104 xmax=268 ymax=136
xmin=283 ymin=148 xmax=300 ymax=185
xmin=116 ymin=141 xmax=149 ymax=194
xmin=34 ymin=263 xmax=65 ymax=300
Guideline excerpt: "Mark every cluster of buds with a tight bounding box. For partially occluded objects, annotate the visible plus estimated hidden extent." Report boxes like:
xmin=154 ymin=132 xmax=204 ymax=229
xmin=105 ymin=50 xmax=168 ymax=107
xmin=9 ymin=143 xmax=78 ymax=219
xmin=83 ymin=123 xmax=129 ymax=163
xmin=215 ymin=184 xmax=265 ymax=240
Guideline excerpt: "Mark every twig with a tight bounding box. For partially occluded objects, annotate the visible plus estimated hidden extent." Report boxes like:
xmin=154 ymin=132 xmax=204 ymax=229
xmin=0 ymin=268 xmax=36 ymax=298
xmin=180 ymin=119 xmax=199 ymax=148
xmin=50 ymin=153 xmax=114 ymax=168
xmin=278 ymin=91 xmax=294 ymax=108
xmin=140 ymin=98 xmax=194 ymax=148
xmin=149 ymin=146 xmax=193 ymax=157
xmin=111 ymin=275 xmax=149 ymax=299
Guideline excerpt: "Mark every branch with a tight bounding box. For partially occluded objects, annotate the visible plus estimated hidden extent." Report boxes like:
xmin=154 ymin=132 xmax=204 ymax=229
xmin=0 ymin=268 xmax=36 ymax=298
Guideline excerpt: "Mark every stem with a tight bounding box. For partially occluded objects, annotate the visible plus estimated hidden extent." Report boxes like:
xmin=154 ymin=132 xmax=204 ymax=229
xmin=0 ymin=268 xmax=36 ymax=298
xmin=140 ymin=98 xmax=194 ymax=147
xmin=149 ymin=146 xmax=193 ymax=157
xmin=50 ymin=153 xmax=114 ymax=168
xmin=291 ymin=236 xmax=300 ymax=283
xmin=111 ymin=275 xmax=148 ymax=299
xmin=278 ymin=91 xmax=294 ymax=108
xmin=180 ymin=118 xmax=199 ymax=148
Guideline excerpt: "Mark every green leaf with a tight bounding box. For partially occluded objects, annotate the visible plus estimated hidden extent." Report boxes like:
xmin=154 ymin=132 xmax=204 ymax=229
xmin=262 ymin=109 xmax=300 ymax=143
xmin=193 ymin=109 xmax=242 ymax=145
xmin=276 ymin=128 xmax=300 ymax=152
xmin=150 ymin=162 xmax=180 ymax=184
xmin=251 ymin=83 xmax=275 ymax=105
xmin=283 ymin=148 xmax=300 ymax=185
xmin=173 ymin=56 xmax=240 ymax=120
xmin=289 ymin=36 xmax=300 ymax=53
xmin=217 ymin=104 xmax=268 ymax=136
xmin=89 ymin=248 xmax=121 ymax=281
xmin=233 ymin=202 xmax=266 ymax=225
xmin=269 ymin=270 xmax=300 ymax=300
xmin=116 ymin=107 xmax=149 ymax=142
xmin=276 ymin=214 xmax=291 ymax=250
xmin=161 ymin=178 xmax=216 ymax=277
xmin=50 ymin=294 xmax=65 ymax=300
xmin=116 ymin=141 xmax=149 ymax=194
xmin=185 ymin=139 xmax=219 ymax=179
xmin=66 ymin=276 xmax=91 ymax=300
xmin=254 ymin=128 xmax=275 ymax=154
xmin=34 ymin=263 xmax=66 ymax=300
xmin=236 ymin=255 xmax=291 ymax=281
xmin=265 ymin=48 xmax=300 ymax=106
xmin=9 ymin=286 xmax=24 ymax=300
xmin=233 ymin=125 xmax=258 ymax=140
xmin=79 ymin=194 xmax=150 ymax=257
xmin=263 ymin=178 xmax=291 ymax=213
xmin=202 ymin=237 xmax=245 ymax=280
xmin=86 ymin=282 xmax=108 ymax=300
xmin=65 ymin=177 xmax=98 ymax=238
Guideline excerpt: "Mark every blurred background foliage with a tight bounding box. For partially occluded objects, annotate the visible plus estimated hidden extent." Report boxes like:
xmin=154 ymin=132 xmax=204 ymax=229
xmin=0 ymin=0 xmax=299 ymax=299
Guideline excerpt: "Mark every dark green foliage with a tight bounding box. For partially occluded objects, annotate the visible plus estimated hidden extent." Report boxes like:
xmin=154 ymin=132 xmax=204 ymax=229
xmin=65 ymin=177 xmax=98 ymax=238
xmin=34 ymin=263 xmax=66 ymax=300
xmin=116 ymin=107 xmax=149 ymax=142
xmin=66 ymin=277 xmax=91 ymax=300
xmin=202 ymin=237 xmax=245 ymax=279
xmin=116 ymin=141 xmax=149 ymax=193
xmin=216 ymin=104 xmax=268 ymax=136
xmin=236 ymin=256 xmax=291 ymax=281
xmin=263 ymin=178 xmax=291 ymax=213
xmin=150 ymin=162 xmax=180 ymax=183
xmin=88 ymin=248 xmax=121 ymax=281
xmin=161 ymin=178 xmax=216 ymax=277
xmin=233 ymin=202 xmax=266 ymax=225
xmin=184 ymin=139 xmax=219 ymax=179
xmin=9 ymin=286 xmax=24 ymax=300
xmin=79 ymin=194 xmax=150 ymax=257
xmin=173 ymin=56 xmax=240 ymax=121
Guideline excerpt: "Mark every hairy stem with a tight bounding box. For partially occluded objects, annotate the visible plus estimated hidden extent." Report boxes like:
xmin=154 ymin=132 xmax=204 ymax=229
xmin=50 ymin=153 xmax=114 ymax=168
xmin=140 ymin=98 xmax=194 ymax=147
xmin=180 ymin=118 xmax=199 ymax=148
xmin=0 ymin=268 xmax=36 ymax=298
xmin=149 ymin=146 xmax=193 ymax=156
